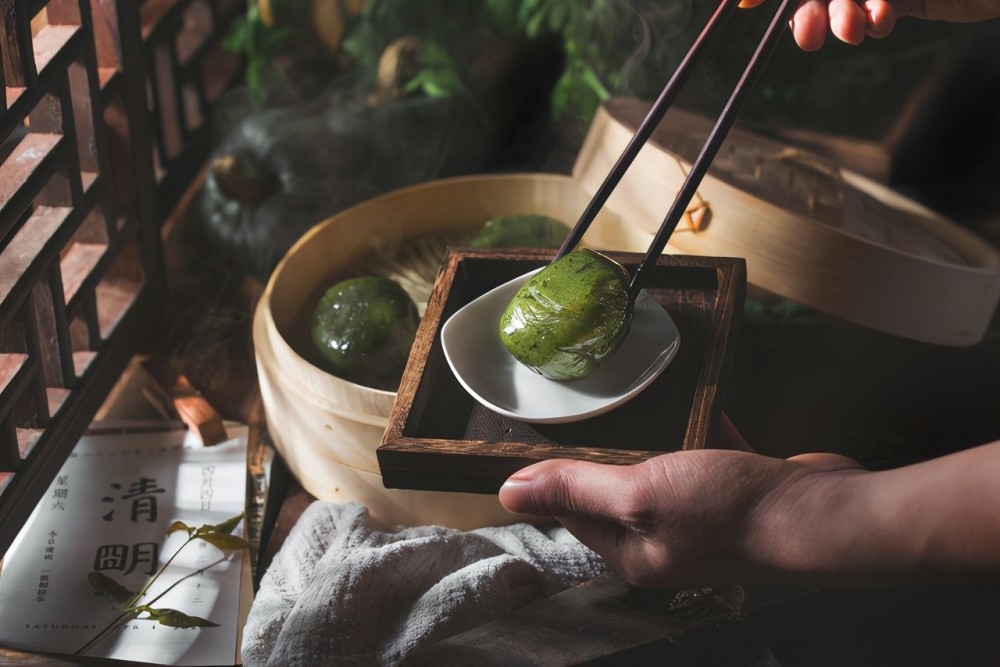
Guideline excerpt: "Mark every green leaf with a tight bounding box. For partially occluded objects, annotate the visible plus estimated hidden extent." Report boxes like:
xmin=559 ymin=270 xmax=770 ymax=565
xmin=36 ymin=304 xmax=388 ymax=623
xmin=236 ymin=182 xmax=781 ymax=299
xmin=222 ymin=17 xmax=250 ymax=53
xmin=402 ymin=75 xmax=425 ymax=94
xmin=524 ymin=10 xmax=548 ymax=38
xmin=246 ymin=61 xmax=261 ymax=90
xmin=420 ymin=41 xmax=451 ymax=68
xmin=197 ymin=533 xmax=251 ymax=550
xmin=518 ymin=0 xmax=543 ymax=26
xmin=210 ymin=513 xmax=244 ymax=535
xmin=771 ymin=300 xmax=814 ymax=320
xmin=167 ymin=521 xmax=191 ymax=536
xmin=578 ymin=63 xmax=611 ymax=101
xmin=547 ymin=0 xmax=571 ymax=32
xmin=341 ymin=22 xmax=383 ymax=69
xmin=88 ymin=572 xmax=136 ymax=607
xmin=260 ymin=26 xmax=291 ymax=51
xmin=483 ymin=0 xmax=520 ymax=34
xmin=422 ymin=80 xmax=449 ymax=97
xmin=403 ymin=67 xmax=466 ymax=99
xmin=743 ymin=299 xmax=767 ymax=319
xmin=146 ymin=607 xmax=220 ymax=629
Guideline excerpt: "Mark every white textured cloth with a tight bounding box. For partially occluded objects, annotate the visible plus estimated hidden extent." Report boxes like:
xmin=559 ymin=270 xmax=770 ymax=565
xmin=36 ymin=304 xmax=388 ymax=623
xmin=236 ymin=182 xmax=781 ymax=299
xmin=242 ymin=501 xmax=605 ymax=666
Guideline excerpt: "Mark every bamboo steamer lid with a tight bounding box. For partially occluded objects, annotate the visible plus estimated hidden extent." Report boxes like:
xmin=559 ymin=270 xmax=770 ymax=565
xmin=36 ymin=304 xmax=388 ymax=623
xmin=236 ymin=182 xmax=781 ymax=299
xmin=573 ymin=97 xmax=1000 ymax=346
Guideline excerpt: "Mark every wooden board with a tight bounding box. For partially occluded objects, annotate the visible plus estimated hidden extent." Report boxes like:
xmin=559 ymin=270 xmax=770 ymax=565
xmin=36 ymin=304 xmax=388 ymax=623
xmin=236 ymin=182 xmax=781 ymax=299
xmin=574 ymin=98 xmax=1000 ymax=347
xmin=377 ymin=248 xmax=745 ymax=494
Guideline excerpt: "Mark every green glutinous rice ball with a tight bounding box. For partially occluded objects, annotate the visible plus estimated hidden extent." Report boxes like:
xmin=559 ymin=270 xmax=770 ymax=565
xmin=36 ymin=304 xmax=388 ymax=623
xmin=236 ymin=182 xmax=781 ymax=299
xmin=311 ymin=276 xmax=419 ymax=391
xmin=499 ymin=248 xmax=630 ymax=381
xmin=470 ymin=214 xmax=569 ymax=249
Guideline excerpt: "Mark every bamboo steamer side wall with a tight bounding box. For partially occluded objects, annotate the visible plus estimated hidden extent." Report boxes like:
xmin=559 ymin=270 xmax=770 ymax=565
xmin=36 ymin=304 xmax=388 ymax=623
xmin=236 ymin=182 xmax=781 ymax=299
xmin=0 ymin=0 xmax=243 ymax=557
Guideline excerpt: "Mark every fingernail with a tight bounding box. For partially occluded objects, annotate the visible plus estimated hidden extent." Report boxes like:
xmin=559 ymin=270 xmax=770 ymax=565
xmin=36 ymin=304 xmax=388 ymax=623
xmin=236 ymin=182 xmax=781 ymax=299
xmin=505 ymin=468 xmax=537 ymax=483
xmin=500 ymin=481 xmax=529 ymax=495
xmin=501 ymin=476 xmax=532 ymax=490
xmin=501 ymin=471 xmax=535 ymax=492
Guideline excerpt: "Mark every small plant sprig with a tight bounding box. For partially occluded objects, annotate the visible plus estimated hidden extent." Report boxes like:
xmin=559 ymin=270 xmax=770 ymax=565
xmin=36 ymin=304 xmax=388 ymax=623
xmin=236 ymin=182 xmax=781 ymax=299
xmin=223 ymin=2 xmax=291 ymax=104
xmin=76 ymin=514 xmax=249 ymax=656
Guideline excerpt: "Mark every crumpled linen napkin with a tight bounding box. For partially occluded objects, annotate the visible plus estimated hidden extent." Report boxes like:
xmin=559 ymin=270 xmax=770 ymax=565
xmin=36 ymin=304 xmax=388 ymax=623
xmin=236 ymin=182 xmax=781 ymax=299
xmin=242 ymin=501 xmax=605 ymax=666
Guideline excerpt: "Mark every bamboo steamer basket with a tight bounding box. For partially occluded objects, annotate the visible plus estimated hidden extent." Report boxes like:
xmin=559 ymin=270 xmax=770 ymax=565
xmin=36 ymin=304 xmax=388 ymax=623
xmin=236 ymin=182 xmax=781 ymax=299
xmin=575 ymin=98 xmax=1000 ymax=346
xmin=253 ymin=173 xmax=646 ymax=529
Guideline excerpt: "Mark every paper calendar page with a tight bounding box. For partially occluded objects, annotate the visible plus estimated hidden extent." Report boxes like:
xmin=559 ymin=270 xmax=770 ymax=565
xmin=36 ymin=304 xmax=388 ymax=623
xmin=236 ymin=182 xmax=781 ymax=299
xmin=0 ymin=426 xmax=249 ymax=665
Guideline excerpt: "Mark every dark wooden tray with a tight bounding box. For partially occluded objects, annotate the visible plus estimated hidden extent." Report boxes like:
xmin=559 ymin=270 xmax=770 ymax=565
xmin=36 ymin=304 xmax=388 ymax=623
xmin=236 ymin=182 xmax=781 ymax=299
xmin=377 ymin=248 xmax=746 ymax=494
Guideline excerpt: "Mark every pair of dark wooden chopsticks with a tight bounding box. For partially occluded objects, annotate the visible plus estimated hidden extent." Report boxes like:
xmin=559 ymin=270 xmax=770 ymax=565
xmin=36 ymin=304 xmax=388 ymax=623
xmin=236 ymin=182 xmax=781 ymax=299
xmin=556 ymin=0 xmax=800 ymax=304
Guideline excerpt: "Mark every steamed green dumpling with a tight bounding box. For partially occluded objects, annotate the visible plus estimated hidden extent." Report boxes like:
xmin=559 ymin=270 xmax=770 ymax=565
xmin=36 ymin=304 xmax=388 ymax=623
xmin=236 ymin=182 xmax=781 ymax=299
xmin=470 ymin=215 xmax=569 ymax=249
xmin=311 ymin=276 xmax=419 ymax=390
xmin=499 ymin=248 xmax=630 ymax=381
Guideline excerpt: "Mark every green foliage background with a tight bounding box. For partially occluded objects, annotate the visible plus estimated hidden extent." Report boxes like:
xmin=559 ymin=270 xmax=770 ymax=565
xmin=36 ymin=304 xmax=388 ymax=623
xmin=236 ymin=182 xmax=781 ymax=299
xmin=226 ymin=0 xmax=984 ymax=143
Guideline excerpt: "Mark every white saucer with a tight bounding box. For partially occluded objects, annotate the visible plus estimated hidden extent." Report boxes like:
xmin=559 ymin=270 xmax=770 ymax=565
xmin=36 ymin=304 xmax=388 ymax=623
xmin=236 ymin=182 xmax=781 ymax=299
xmin=441 ymin=268 xmax=681 ymax=424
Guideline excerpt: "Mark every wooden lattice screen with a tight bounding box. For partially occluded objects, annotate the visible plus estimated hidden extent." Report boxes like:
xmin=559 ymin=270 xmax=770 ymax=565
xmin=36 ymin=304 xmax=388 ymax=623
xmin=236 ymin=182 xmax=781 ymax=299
xmin=0 ymin=0 xmax=243 ymax=557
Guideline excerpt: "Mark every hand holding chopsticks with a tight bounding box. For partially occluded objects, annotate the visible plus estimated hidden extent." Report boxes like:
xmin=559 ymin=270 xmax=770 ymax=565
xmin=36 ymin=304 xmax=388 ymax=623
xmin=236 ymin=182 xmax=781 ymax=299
xmin=556 ymin=0 xmax=800 ymax=306
xmin=741 ymin=0 xmax=1000 ymax=51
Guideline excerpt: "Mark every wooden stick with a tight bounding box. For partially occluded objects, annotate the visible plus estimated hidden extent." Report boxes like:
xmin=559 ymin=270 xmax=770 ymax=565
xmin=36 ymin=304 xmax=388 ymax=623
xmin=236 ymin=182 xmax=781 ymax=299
xmin=141 ymin=357 xmax=228 ymax=446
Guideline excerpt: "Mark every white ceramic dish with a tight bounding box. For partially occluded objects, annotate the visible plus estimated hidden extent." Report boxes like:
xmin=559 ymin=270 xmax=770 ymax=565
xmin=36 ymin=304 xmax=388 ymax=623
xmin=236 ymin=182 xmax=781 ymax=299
xmin=441 ymin=268 xmax=681 ymax=424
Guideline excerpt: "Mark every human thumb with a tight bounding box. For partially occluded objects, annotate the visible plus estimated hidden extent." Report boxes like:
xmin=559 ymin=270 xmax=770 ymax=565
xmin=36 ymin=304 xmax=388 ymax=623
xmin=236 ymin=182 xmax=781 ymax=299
xmin=498 ymin=458 xmax=630 ymax=519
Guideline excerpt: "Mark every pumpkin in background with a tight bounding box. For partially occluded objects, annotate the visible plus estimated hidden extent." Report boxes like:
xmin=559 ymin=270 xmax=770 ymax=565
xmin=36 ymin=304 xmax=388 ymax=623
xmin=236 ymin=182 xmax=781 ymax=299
xmin=200 ymin=89 xmax=502 ymax=281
